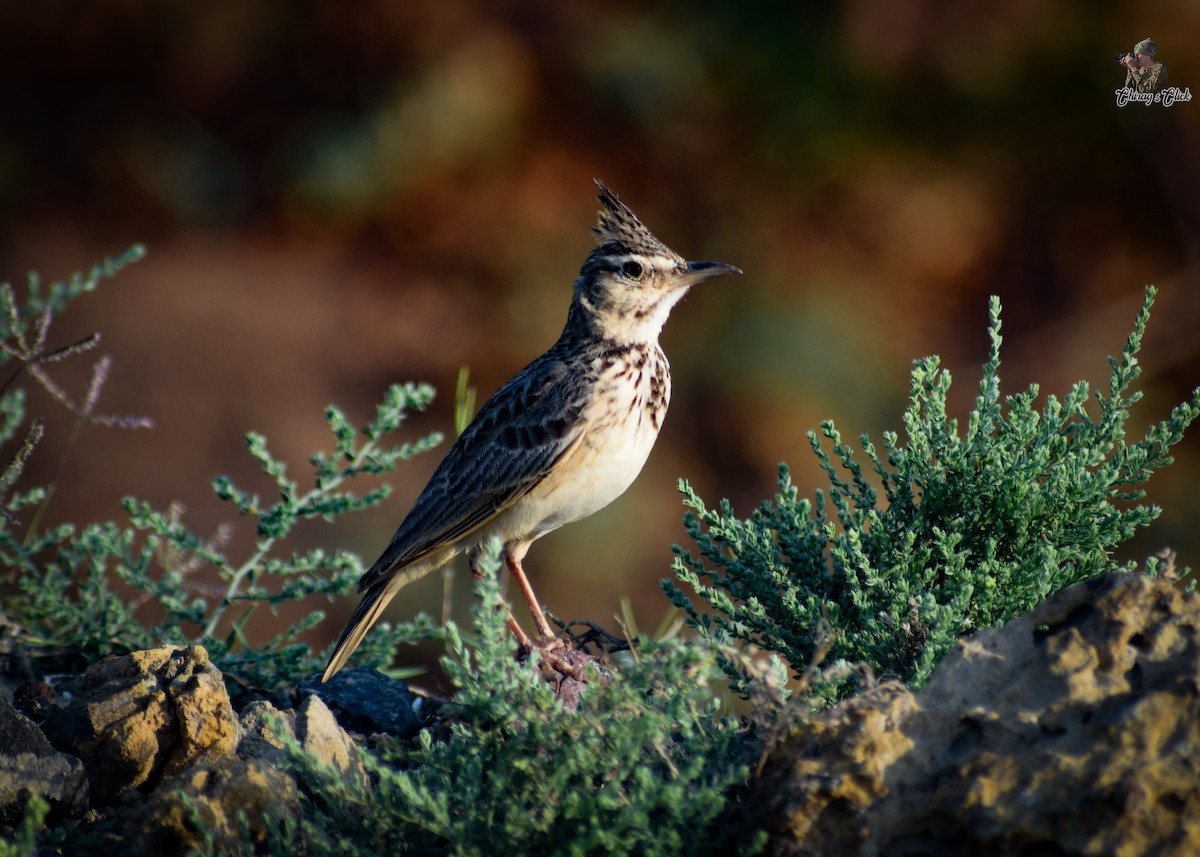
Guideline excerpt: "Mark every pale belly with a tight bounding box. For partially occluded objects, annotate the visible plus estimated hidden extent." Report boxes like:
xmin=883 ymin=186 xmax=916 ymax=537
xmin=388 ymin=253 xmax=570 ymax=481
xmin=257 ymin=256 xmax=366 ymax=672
xmin=522 ymin=414 xmax=660 ymax=534
xmin=477 ymin=376 xmax=666 ymax=551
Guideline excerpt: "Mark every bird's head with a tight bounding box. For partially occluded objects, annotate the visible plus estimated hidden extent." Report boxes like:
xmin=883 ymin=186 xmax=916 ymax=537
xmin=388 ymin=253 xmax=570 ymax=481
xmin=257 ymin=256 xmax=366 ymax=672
xmin=570 ymin=181 xmax=740 ymax=344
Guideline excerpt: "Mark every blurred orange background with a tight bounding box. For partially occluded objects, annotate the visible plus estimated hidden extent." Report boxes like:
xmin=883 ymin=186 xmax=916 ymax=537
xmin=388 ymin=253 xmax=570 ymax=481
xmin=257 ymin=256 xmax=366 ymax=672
xmin=1 ymin=1 xmax=1197 ymax=668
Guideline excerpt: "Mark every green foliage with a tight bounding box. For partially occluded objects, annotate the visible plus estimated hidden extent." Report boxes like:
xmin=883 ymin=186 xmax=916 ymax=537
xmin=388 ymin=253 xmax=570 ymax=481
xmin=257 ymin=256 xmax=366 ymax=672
xmin=5 ymin=253 xmax=1196 ymax=856
xmin=0 ymin=796 xmax=49 ymax=857
xmin=665 ymin=288 xmax=1200 ymax=696
xmin=0 ymin=252 xmax=444 ymax=689
xmin=0 ymin=246 xmax=756 ymax=854
xmin=453 ymin=365 xmax=477 ymax=436
xmin=277 ymin=548 xmax=759 ymax=857
xmin=9 ymin=382 xmax=442 ymax=687
xmin=0 ymin=248 xmax=155 ymax=669
xmin=120 ymin=382 xmax=443 ymax=688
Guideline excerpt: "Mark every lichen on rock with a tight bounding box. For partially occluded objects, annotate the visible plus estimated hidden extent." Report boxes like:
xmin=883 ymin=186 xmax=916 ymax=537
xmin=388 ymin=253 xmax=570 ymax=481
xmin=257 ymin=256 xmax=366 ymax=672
xmin=41 ymin=645 xmax=238 ymax=804
xmin=756 ymin=572 xmax=1200 ymax=857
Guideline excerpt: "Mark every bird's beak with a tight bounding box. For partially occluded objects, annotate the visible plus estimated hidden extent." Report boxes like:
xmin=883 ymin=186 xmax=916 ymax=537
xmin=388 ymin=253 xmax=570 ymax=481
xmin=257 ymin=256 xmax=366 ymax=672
xmin=678 ymin=260 xmax=742 ymax=287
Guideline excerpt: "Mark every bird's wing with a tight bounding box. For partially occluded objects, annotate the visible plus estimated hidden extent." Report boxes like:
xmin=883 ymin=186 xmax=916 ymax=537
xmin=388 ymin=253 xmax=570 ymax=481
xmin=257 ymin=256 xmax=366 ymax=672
xmin=357 ymin=352 xmax=589 ymax=591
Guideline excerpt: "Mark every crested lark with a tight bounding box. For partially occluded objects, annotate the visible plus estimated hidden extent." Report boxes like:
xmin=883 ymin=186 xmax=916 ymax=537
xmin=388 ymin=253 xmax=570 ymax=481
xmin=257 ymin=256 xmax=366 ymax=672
xmin=323 ymin=180 xmax=739 ymax=681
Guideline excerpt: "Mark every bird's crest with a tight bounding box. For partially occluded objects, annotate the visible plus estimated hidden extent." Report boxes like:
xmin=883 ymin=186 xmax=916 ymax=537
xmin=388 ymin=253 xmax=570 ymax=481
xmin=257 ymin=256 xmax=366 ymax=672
xmin=592 ymin=180 xmax=679 ymax=261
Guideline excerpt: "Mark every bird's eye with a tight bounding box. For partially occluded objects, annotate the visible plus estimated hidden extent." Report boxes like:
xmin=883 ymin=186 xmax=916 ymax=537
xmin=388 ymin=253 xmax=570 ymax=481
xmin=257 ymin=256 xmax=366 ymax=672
xmin=621 ymin=260 xmax=644 ymax=279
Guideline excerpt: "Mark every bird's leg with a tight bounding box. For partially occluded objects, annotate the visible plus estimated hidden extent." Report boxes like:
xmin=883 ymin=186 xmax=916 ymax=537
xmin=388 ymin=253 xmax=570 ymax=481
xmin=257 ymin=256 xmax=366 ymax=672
xmin=505 ymin=552 xmax=558 ymax=641
xmin=504 ymin=610 xmax=533 ymax=650
xmin=469 ymin=559 xmax=532 ymax=651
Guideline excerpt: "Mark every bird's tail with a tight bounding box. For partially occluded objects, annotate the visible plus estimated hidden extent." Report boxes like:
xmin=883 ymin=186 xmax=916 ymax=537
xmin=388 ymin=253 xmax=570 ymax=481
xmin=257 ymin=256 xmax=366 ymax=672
xmin=321 ymin=552 xmax=451 ymax=682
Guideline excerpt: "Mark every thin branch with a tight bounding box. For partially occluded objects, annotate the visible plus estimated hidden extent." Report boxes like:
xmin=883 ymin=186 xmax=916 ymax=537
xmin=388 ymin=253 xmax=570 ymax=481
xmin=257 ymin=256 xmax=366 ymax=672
xmin=0 ymin=419 xmax=44 ymax=524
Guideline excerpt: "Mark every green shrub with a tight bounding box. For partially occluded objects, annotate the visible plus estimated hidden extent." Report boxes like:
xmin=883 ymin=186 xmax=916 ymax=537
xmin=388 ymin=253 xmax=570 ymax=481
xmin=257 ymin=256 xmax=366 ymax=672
xmin=665 ymin=287 xmax=1199 ymax=698
xmin=0 ymin=251 xmax=444 ymax=689
xmin=0 ymin=796 xmax=49 ymax=857
xmin=277 ymin=550 xmax=759 ymax=857
xmin=4 ymin=252 xmax=1196 ymax=856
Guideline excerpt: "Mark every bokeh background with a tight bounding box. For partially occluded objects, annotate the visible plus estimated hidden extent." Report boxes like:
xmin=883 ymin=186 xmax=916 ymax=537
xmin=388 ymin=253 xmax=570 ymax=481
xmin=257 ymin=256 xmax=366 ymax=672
xmin=2 ymin=1 xmax=1197 ymax=668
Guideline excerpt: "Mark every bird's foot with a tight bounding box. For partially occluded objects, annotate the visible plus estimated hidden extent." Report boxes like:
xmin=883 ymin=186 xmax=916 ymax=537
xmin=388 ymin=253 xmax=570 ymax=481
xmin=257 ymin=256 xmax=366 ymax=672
xmin=526 ymin=637 xmax=611 ymax=708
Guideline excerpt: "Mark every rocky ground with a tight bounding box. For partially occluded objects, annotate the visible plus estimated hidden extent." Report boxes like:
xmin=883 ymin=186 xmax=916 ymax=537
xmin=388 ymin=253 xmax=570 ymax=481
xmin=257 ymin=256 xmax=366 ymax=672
xmin=1 ymin=650 xmax=423 ymax=852
xmin=3 ymin=571 xmax=1199 ymax=855
xmin=754 ymin=572 xmax=1200 ymax=856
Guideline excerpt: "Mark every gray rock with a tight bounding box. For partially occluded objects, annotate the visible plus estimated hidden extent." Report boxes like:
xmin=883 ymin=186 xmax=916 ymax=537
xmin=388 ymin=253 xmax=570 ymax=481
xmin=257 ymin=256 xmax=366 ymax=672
xmin=0 ymin=697 xmax=88 ymax=823
xmin=299 ymin=668 xmax=421 ymax=737
xmin=42 ymin=645 xmax=238 ymax=804
xmin=236 ymin=699 xmax=295 ymax=764
xmin=124 ymin=756 xmax=298 ymax=856
xmin=295 ymin=692 xmax=369 ymax=788
xmin=237 ymin=695 xmax=367 ymax=788
xmin=756 ymin=572 xmax=1200 ymax=856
